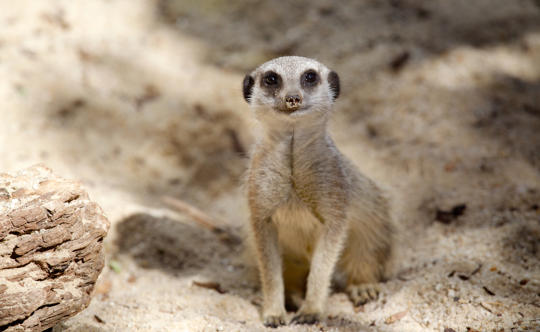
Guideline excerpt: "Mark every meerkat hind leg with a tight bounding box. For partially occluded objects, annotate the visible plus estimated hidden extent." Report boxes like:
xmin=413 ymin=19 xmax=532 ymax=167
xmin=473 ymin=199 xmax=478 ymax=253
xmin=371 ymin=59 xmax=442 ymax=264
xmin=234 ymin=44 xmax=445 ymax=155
xmin=346 ymin=283 xmax=380 ymax=306
xmin=340 ymin=244 xmax=387 ymax=306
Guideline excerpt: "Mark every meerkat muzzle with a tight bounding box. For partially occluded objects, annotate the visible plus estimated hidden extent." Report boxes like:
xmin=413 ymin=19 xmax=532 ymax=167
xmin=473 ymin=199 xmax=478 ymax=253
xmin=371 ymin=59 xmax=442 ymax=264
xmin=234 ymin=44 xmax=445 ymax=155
xmin=284 ymin=94 xmax=302 ymax=111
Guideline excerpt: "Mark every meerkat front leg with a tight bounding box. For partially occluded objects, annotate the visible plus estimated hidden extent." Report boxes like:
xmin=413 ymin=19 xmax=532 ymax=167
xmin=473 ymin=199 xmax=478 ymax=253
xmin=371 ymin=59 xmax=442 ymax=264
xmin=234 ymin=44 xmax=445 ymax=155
xmin=250 ymin=214 xmax=287 ymax=327
xmin=291 ymin=210 xmax=348 ymax=325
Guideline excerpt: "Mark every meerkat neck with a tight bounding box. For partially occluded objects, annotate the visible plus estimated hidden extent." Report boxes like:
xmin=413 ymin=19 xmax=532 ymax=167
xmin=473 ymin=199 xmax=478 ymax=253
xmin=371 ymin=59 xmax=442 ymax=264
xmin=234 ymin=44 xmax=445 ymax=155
xmin=256 ymin=113 xmax=330 ymax=146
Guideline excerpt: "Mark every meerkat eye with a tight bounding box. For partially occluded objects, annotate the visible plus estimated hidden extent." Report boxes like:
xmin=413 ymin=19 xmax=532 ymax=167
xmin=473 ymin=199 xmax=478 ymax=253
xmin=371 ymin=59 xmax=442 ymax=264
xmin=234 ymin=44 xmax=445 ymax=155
xmin=302 ymin=70 xmax=319 ymax=86
xmin=263 ymin=71 xmax=279 ymax=86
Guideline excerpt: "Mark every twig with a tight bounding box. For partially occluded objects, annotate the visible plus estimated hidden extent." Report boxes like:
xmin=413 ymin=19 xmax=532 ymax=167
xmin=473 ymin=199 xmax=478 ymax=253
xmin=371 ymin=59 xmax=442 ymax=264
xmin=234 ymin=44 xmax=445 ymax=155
xmin=162 ymin=195 xmax=222 ymax=232
xmin=470 ymin=263 xmax=482 ymax=276
xmin=482 ymin=286 xmax=495 ymax=296
xmin=479 ymin=302 xmax=493 ymax=313
xmin=161 ymin=195 xmax=240 ymax=245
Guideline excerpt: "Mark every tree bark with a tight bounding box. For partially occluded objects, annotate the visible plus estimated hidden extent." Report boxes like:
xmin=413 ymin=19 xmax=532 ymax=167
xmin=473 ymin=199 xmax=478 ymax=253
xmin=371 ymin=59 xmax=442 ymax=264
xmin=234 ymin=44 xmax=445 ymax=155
xmin=0 ymin=165 xmax=110 ymax=332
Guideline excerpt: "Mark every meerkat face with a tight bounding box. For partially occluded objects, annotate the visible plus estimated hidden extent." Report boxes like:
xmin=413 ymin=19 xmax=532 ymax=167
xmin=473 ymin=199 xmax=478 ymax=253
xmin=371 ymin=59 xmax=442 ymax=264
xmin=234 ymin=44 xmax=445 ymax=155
xmin=242 ymin=56 xmax=340 ymax=119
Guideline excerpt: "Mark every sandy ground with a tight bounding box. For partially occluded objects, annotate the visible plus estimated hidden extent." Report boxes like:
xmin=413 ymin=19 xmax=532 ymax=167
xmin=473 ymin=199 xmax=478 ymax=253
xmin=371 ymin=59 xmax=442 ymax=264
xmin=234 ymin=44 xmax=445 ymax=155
xmin=1 ymin=0 xmax=539 ymax=331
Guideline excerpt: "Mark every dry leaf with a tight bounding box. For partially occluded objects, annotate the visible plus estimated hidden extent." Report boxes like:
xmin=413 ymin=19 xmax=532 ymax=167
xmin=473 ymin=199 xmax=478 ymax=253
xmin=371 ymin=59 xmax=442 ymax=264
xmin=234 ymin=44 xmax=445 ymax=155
xmin=193 ymin=280 xmax=226 ymax=294
xmin=385 ymin=310 xmax=407 ymax=324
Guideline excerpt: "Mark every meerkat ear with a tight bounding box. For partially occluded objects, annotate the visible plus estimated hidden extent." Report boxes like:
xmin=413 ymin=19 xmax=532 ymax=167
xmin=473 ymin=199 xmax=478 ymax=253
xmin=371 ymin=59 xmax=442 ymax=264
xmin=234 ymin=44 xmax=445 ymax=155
xmin=242 ymin=74 xmax=255 ymax=103
xmin=328 ymin=71 xmax=340 ymax=101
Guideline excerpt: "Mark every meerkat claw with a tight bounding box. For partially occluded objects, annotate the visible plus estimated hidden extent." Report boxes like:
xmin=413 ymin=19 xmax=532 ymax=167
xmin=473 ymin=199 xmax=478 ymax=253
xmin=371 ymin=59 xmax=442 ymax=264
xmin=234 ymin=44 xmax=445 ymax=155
xmin=290 ymin=312 xmax=320 ymax=325
xmin=263 ymin=315 xmax=287 ymax=328
xmin=347 ymin=283 xmax=380 ymax=306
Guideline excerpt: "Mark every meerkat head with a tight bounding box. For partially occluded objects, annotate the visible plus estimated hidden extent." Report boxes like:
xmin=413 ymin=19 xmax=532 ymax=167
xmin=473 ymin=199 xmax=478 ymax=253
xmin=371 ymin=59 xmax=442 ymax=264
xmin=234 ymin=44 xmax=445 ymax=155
xmin=242 ymin=56 xmax=340 ymax=120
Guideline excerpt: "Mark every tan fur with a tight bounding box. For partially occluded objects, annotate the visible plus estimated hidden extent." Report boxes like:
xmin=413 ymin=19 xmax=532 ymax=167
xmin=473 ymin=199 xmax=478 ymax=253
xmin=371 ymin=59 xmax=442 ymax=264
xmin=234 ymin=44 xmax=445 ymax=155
xmin=243 ymin=56 xmax=394 ymax=327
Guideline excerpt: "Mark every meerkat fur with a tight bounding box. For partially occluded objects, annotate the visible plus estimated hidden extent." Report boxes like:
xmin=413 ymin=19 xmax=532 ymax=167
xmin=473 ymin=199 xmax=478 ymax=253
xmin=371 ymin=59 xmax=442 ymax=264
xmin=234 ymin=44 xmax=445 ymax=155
xmin=242 ymin=56 xmax=394 ymax=327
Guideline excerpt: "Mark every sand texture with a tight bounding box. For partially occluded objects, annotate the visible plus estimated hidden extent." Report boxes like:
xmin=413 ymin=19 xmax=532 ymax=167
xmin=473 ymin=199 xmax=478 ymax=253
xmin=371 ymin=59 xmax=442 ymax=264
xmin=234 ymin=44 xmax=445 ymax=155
xmin=0 ymin=1 xmax=538 ymax=331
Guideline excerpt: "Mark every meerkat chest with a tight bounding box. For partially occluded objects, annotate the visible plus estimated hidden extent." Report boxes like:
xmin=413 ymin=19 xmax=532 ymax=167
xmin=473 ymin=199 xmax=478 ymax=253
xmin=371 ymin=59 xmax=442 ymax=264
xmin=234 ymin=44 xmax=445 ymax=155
xmin=274 ymin=139 xmax=329 ymax=259
xmin=249 ymin=139 xmax=295 ymax=203
xmin=251 ymin=136 xmax=332 ymax=258
xmin=273 ymin=192 xmax=322 ymax=259
xmin=253 ymin=137 xmax=325 ymax=185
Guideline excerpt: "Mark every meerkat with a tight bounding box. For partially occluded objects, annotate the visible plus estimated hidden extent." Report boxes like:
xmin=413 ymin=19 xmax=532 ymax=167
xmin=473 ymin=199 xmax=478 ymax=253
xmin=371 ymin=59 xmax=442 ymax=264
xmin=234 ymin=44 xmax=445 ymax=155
xmin=242 ymin=56 xmax=394 ymax=327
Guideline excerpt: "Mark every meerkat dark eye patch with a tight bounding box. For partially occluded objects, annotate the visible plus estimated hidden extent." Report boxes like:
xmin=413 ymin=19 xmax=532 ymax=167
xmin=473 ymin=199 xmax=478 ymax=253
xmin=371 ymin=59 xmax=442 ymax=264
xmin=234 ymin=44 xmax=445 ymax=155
xmin=301 ymin=69 xmax=320 ymax=88
xmin=262 ymin=71 xmax=280 ymax=87
xmin=260 ymin=71 xmax=282 ymax=96
xmin=242 ymin=74 xmax=255 ymax=102
xmin=328 ymin=71 xmax=340 ymax=101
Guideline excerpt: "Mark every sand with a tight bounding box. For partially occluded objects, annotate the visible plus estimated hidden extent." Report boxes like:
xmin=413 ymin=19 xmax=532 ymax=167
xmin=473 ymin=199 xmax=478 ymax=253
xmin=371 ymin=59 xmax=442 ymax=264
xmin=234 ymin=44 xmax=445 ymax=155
xmin=0 ymin=0 xmax=538 ymax=331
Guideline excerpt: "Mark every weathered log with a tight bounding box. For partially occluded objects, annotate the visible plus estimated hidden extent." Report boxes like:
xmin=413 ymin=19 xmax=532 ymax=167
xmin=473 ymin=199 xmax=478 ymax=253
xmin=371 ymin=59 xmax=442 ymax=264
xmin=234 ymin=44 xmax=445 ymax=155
xmin=0 ymin=165 xmax=110 ymax=331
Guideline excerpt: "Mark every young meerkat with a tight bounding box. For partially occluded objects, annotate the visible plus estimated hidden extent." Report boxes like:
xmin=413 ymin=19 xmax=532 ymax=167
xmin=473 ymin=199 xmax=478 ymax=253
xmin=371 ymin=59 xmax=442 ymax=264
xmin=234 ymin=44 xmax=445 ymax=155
xmin=242 ymin=56 xmax=394 ymax=327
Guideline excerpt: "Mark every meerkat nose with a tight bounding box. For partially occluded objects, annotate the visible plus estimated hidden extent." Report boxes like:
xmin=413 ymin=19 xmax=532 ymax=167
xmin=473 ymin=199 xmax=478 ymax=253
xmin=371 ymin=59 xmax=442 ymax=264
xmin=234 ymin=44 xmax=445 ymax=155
xmin=285 ymin=94 xmax=302 ymax=110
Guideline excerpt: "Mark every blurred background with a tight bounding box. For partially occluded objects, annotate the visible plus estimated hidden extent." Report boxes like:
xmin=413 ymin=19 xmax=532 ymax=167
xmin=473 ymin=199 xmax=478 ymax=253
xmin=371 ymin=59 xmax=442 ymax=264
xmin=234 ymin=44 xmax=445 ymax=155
xmin=1 ymin=1 xmax=539 ymax=331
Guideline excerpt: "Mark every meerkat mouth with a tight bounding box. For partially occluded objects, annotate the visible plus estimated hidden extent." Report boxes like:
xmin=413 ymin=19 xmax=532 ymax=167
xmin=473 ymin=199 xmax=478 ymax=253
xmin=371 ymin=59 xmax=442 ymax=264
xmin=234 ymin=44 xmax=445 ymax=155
xmin=276 ymin=106 xmax=301 ymax=114
xmin=275 ymin=104 xmax=312 ymax=115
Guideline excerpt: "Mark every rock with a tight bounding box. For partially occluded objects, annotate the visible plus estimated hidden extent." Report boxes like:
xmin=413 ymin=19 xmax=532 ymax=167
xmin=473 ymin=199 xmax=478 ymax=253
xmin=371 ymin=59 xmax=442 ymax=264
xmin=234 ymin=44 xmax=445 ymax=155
xmin=0 ymin=165 xmax=110 ymax=331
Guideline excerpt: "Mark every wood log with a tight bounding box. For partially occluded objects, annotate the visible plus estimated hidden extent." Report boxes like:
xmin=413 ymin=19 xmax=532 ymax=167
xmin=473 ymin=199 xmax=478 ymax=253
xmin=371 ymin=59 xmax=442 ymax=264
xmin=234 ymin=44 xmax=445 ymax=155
xmin=0 ymin=165 xmax=110 ymax=331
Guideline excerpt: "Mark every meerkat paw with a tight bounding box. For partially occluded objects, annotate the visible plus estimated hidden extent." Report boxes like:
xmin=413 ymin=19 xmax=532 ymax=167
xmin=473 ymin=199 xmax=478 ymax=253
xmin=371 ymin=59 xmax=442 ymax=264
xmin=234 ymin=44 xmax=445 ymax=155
xmin=290 ymin=310 xmax=320 ymax=325
xmin=347 ymin=283 xmax=380 ymax=306
xmin=263 ymin=313 xmax=287 ymax=328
